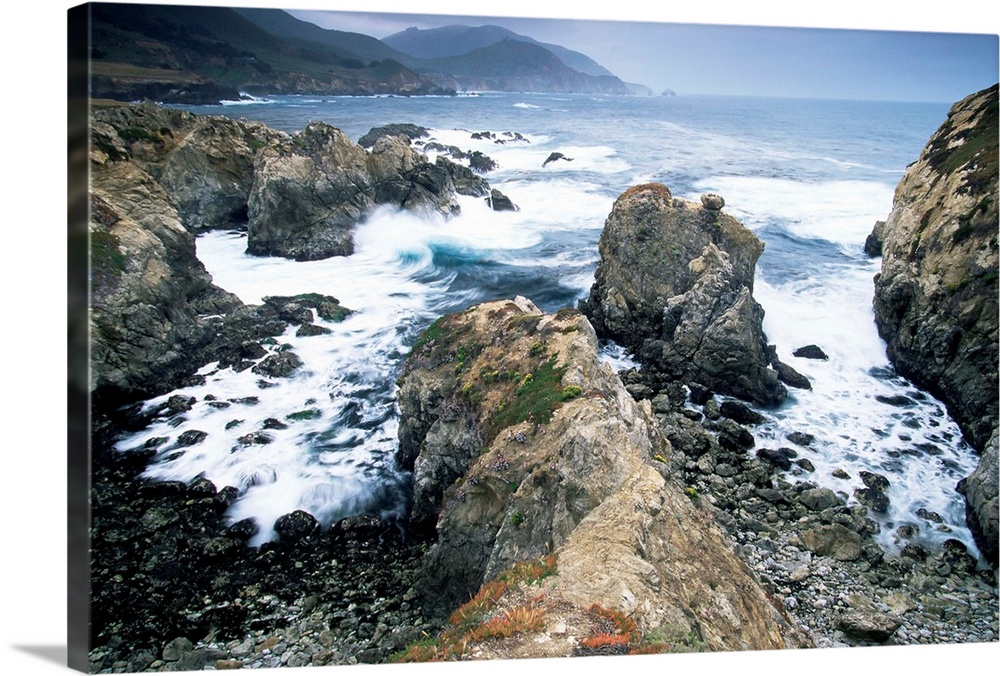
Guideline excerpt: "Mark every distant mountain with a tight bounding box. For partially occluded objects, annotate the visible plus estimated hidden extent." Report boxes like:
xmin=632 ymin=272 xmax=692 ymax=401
xmin=86 ymin=3 xmax=453 ymax=103
xmin=415 ymin=39 xmax=630 ymax=94
xmin=234 ymin=7 xmax=411 ymax=65
xmin=383 ymin=24 xmax=615 ymax=78
xmin=84 ymin=4 xmax=635 ymax=100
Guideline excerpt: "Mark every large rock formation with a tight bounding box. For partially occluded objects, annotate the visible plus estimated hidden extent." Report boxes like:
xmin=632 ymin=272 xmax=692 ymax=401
xmin=88 ymin=102 xmax=487 ymax=403
xmin=580 ymin=183 xmax=786 ymax=406
xmin=248 ymin=124 xmax=489 ymax=260
xmin=869 ymin=84 xmax=998 ymax=565
xmin=89 ymin=154 xmax=243 ymax=405
xmin=396 ymin=298 xmax=803 ymax=651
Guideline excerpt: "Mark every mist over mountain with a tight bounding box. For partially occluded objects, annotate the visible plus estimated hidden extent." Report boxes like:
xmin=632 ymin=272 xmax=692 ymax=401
xmin=383 ymin=24 xmax=616 ymax=78
xmin=84 ymin=3 xmax=634 ymax=103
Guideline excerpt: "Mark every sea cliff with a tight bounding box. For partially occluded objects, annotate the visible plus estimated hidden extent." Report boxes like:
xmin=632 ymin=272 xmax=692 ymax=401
xmin=869 ymin=83 xmax=999 ymax=564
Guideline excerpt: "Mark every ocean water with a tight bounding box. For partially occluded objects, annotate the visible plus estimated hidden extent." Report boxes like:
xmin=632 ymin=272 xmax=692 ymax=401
xmin=113 ymin=92 xmax=985 ymax=559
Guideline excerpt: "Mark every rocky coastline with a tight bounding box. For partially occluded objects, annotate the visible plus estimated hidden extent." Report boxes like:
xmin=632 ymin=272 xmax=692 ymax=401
xmin=86 ymin=92 xmax=998 ymax=672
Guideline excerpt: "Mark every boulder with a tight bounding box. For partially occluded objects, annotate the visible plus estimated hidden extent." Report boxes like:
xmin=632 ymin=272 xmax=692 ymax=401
xmin=580 ymin=183 xmax=786 ymax=406
xmin=957 ymin=429 xmax=999 ymax=565
xmin=870 ymin=84 xmax=998 ymax=452
xmin=397 ymin=298 xmax=804 ymax=650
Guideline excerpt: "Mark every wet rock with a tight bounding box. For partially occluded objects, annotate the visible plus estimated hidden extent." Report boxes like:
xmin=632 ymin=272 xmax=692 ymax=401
xmin=542 ymin=151 xmax=573 ymax=167
xmin=792 ymin=345 xmax=829 ymax=360
xmin=772 ymin=359 xmax=812 ymax=389
xmin=251 ymin=351 xmax=303 ymax=378
xmin=274 ymin=510 xmax=320 ymax=542
xmin=580 ymin=183 xmax=786 ymax=407
xmin=871 ymin=84 xmax=998 ymax=451
xmin=485 ymin=188 xmax=518 ymax=211
xmin=720 ymin=400 xmax=766 ymax=425
xmin=756 ymin=447 xmax=796 ymax=471
xmin=787 ymin=432 xmax=815 ymax=447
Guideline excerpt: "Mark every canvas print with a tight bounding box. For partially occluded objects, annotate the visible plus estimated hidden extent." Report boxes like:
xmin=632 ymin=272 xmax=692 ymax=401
xmin=68 ymin=1 xmax=999 ymax=673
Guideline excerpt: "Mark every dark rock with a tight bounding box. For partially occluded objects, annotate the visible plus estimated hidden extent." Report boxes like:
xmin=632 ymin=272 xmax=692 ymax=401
xmin=773 ymin=359 xmax=812 ymax=389
xmin=581 ymin=183 xmax=786 ymax=407
xmin=485 ymin=188 xmax=518 ymax=211
xmin=162 ymin=637 xmax=193 ymax=662
xmin=165 ymin=395 xmax=196 ymax=414
xmin=864 ymin=220 xmax=885 ymax=257
xmin=274 ymin=510 xmax=320 ymax=542
xmin=792 ymin=345 xmax=829 ymax=360
xmin=786 ymin=432 xmax=815 ymax=447
xmin=357 ymin=123 xmax=428 ymax=148
xmin=860 ymin=471 xmax=891 ymax=491
xmin=251 ymin=352 xmax=303 ymax=378
xmin=720 ymin=400 xmax=766 ymax=425
xmin=688 ymin=383 xmax=713 ymax=405
xmin=296 ymin=323 xmax=332 ymax=337
xmin=957 ymin=429 xmax=999 ymax=565
xmin=716 ymin=419 xmax=756 ymax=451
xmin=854 ymin=487 xmax=890 ymax=514
xmin=542 ymin=151 xmax=573 ymax=167
xmin=796 ymin=458 xmax=816 ymax=472
xmin=228 ymin=518 xmax=259 ymax=541
xmin=875 ymin=394 xmax=916 ymax=407
xmin=188 ymin=477 xmax=217 ymax=497
xmin=175 ymin=430 xmax=208 ymax=447
xmin=871 ymin=84 xmax=998 ymax=452
xmin=756 ymin=447 xmax=796 ymax=471
xmin=468 ymin=151 xmax=498 ymax=173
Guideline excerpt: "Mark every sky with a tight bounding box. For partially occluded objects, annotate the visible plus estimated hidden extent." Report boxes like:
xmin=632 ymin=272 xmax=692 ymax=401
xmin=284 ymin=1 xmax=998 ymax=102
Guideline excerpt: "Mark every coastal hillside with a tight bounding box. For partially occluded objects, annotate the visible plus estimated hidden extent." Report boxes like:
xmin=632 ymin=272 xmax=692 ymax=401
xmin=87 ymin=2 xmax=453 ymax=102
xmin=869 ymin=83 xmax=999 ymax=564
xmin=383 ymin=24 xmax=617 ymax=77
xmin=83 ymin=3 xmax=630 ymax=102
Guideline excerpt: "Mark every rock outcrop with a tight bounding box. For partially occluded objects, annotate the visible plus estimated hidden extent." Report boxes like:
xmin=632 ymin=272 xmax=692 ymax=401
xmin=580 ymin=183 xmax=786 ymax=406
xmin=89 ymin=153 xmax=243 ymax=405
xmin=248 ymin=124 xmax=489 ymax=260
xmin=396 ymin=298 xmax=803 ymax=652
xmin=871 ymin=84 xmax=998 ymax=451
xmin=89 ymin=102 xmax=487 ymax=403
xmin=869 ymin=84 xmax=998 ymax=564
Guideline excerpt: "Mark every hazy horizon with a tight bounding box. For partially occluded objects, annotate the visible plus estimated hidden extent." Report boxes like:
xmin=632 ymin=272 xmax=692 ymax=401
xmin=287 ymin=7 xmax=998 ymax=103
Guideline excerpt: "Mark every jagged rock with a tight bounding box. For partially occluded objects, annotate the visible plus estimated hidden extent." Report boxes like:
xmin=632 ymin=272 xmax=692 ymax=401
xmin=485 ymin=188 xmax=518 ymax=211
xmin=397 ymin=298 xmax=804 ymax=649
xmin=357 ymin=123 xmax=429 ymax=148
xmin=772 ymin=359 xmax=812 ymax=389
xmin=792 ymin=345 xmax=829 ymax=360
xmin=542 ymin=151 xmax=573 ymax=167
xmin=580 ymin=183 xmax=786 ymax=406
xmin=864 ymin=220 xmax=886 ymax=256
xmin=274 ymin=510 xmax=320 ymax=542
xmin=88 ymin=157 xmax=242 ymax=406
xmin=957 ymin=429 xmax=999 ymax=565
xmin=871 ymin=84 xmax=998 ymax=452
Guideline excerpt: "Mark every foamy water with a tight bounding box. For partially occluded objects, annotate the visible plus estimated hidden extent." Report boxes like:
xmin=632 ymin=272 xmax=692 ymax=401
xmin=115 ymin=93 xmax=984 ymax=560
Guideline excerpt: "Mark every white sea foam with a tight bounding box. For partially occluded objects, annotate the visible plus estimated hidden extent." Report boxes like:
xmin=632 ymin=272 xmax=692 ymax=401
xmin=690 ymin=176 xmax=895 ymax=250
